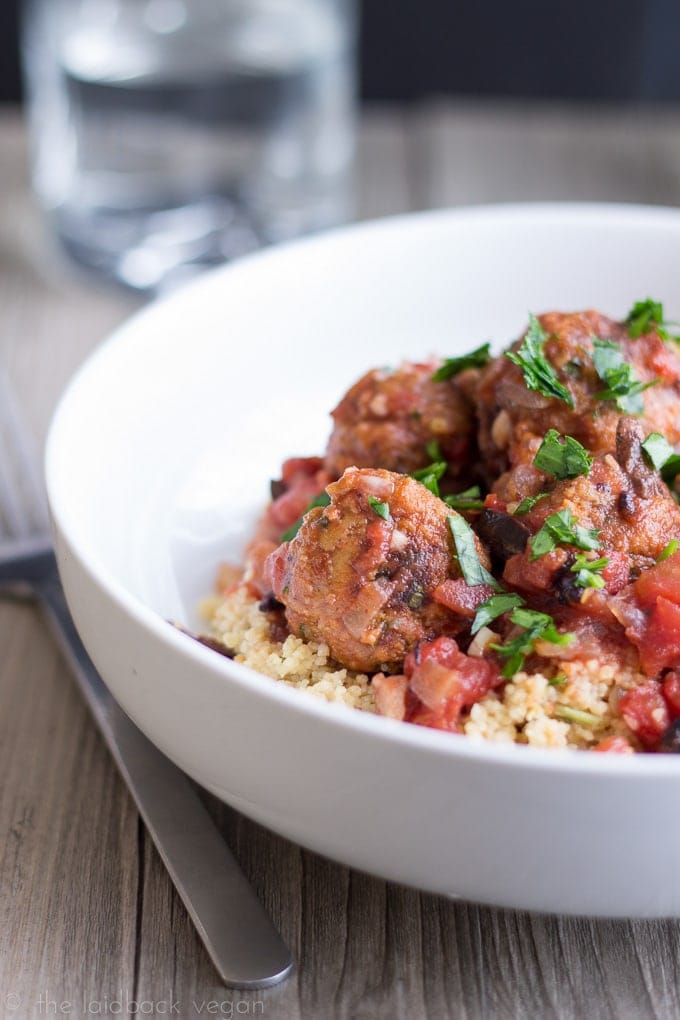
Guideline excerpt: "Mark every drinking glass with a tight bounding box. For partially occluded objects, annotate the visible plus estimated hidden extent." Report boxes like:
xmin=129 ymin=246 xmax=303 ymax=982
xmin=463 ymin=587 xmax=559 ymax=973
xmin=21 ymin=0 xmax=357 ymax=291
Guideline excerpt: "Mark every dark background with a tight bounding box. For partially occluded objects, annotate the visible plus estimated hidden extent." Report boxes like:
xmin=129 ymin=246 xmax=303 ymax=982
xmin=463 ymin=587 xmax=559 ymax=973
xmin=2 ymin=0 xmax=680 ymax=103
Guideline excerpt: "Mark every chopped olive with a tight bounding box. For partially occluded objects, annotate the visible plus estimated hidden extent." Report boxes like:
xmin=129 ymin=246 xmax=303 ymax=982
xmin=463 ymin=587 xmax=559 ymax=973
xmin=176 ymin=626 xmax=236 ymax=660
xmin=659 ymin=718 xmax=680 ymax=753
xmin=617 ymin=490 xmax=636 ymax=518
xmin=551 ymin=558 xmax=584 ymax=604
xmin=477 ymin=509 xmax=531 ymax=561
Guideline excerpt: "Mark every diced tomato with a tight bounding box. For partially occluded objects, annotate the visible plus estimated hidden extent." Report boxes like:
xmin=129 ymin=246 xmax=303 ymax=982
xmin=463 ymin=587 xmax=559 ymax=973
xmin=503 ymin=548 xmax=568 ymax=595
xmin=612 ymin=552 xmax=680 ymax=676
xmin=409 ymin=658 xmax=461 ymax=710
xmin=662 ymin=672 xmax=680 ymax=719
xmin=592 ymin=736 xmax=634 ymax=754
xmin=269 ymin=482 xmax=323 ymax=531
xmin=280 ymin=456 xmax=324 ymax=486
xmin=432 ymin=579 xmax=496 ymax=617
xmin=618 ymin=682 xmax=670 ymax=750
xmin=269 ymin=457 xmax=330 ymax=532
xmin=484 ymin=493 xmax=507 ymax=512
xmin=400 ymin=636 xmax=500 ymax=732
xmin=372 ymin=673 xmax=409 ymax=721
xmin=636 ymin=596 xmax=680 ymax=676
xmin=600 ymin=551 xmax=630 ymax=595
xmin=641 ymin=334 xmax=680 ymax=384
xmin=404 ymin=635 xmax=462 ymax=673
xmin=631 ymin=550 xmax=680 ymax=607
xmin=263 ymin=542 xmax=288 ymax=599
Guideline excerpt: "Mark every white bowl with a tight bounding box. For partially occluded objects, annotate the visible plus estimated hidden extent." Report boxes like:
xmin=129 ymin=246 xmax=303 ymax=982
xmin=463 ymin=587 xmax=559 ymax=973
xmin=46 ymin=203 xmax=680 ymax=918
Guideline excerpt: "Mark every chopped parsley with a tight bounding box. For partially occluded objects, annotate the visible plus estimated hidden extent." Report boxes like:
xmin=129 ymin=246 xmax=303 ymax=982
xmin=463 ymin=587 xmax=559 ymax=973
xmin=570 ymin=553 xmax=609 ymax=590
xmin=432 ymin=343 xmax=491 ymax=381
xmin=626 ymin=298 xmax=667 ymax=338
xmin=591 ymin=337 xmax=656 ymax=414
xmin=533 ymin=429 xmax=593 ymax=480
xmin=549 ymin=674 xmax=567 ymax=687
xmin=641 ymin=432 xmax=680 ymax=484
xmin=425 ymin=439 xmax=443 ymax=462
xmin=513 ymin=493 xmax=548 ymax=516
xmin=552 ymin=705 xmax=600 ymax=727
xmin=445 ymin=485 xmax=485 ymax=511
xmin=491 ymin=607 xmax=574 ymax=678
xmin=411 ymin=459 xmax=448 ymax=497
xmin=368 ymin=496 xmax=390 ymax=520
xmin=471 ymin=592 xmax=525 ymax=635
xmin=280 ymin=491 xmax=331 ymax=542
xmin=447 ymin=514 xmax=502 ymax=590
xmin=529 ymin=508 xmax=601 ymax=561
xmin=506 ymin=314 xmax=574 ymax=408
xmin=658 ymin=539 xmax=680 ymax=563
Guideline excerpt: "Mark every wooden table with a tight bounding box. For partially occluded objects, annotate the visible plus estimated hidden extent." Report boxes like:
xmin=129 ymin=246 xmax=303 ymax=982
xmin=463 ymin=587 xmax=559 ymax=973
xmin=3 ymin=101 xmax=680 ymax=1020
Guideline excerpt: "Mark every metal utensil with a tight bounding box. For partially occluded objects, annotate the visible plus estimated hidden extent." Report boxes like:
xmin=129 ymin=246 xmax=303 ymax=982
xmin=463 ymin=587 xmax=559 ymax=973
xmin=0 ymin=371 xmax=293 ymax=989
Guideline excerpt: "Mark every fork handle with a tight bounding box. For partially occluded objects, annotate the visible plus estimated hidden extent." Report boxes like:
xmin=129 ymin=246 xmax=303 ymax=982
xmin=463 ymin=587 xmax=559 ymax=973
xmin=34 ymin=554 xmax=293 ymax=989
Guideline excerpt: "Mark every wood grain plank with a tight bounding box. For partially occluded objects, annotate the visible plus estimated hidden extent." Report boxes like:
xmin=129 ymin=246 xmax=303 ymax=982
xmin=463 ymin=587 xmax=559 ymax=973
xmin=411 ymin=98 xmax=680 ymax=209
xmin=0 ymin=601 xmax=140 ymax=1014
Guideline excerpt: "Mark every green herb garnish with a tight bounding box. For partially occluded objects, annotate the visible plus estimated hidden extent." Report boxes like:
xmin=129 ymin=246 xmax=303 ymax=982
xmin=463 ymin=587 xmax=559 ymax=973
xmin=432 ymin=343 xmax=491 ymax=381
xmin=658 ymin=539 xmax=680 ymax=563
xmin=626 ymin=298 xmax=666 ymax=338
xmin=592 ymin=337 xmax=656 ymax=414
xmin=491 ymin=608 xmax=574 ymax=678
xmin=533 ymin=429 xmax=593 ymax=480
xmin=549 ymin=674 xmax=567 ymax=687
xmin=471 ymin=592 xmax=525 ymax=635
xmin=529 ymin=509 xmax=601 ymax=561
xmin=280 ymin=491 xmax=331 ymax=542
xmin=445 ymin=485 xmax=485 ymax=511
xmin=570 ymin=553 xmax=609 ymax=590
xmin=506 ymin=314 xmax=574 ymax=407
xmin=641 ymin=432 xmax=680 ymax=484
xmin=448 ymin=515 xmax=502 ymax=590
xmin=513 ymin=493 xmax=548 ymax=516
xmin=552 ymin=705 xmax=600 ymax=727
xmin=425 ymin=439 xmax=443 ymax=462
xmin=368 ymin=496 xmax=390 ymax=520
xmin=411 ymin=459 xmax=447 ymax=497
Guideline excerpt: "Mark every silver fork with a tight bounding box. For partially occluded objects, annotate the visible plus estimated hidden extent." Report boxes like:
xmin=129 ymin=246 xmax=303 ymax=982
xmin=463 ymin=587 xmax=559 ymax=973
xmin=0 ymin=370 xmax=293 ymax=989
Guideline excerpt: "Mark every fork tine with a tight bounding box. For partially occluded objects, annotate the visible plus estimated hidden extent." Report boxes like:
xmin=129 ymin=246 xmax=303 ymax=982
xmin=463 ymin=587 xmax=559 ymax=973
xmin=0 ymin=369 xmax=50 ymax=539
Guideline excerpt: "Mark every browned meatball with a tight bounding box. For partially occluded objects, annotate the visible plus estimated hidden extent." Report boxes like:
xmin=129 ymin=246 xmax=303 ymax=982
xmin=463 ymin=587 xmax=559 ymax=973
xmin=491 ymin=420 xmax=680 ymax=601
xmin=477 ymin=310 xmax=680 ymax=481
xmin=324 ymin=360 xmax=476 ymax=482
xmin=264 ymin=467 xmax=491 ymax=673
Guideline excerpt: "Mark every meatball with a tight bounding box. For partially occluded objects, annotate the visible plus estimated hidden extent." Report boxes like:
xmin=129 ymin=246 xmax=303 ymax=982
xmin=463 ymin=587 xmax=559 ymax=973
xmin=498 ymin=419 xmax=680 ymax=600
xmin=324 ymin=361 xmax=476 ymax=482
xmin=477 ymin=310 xmax=680 ymax=480
xmin=264 ymin=467 xmax=491 ymax=673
